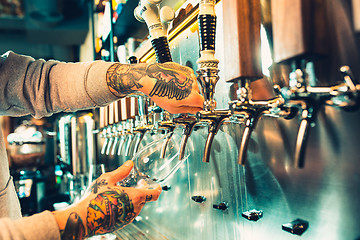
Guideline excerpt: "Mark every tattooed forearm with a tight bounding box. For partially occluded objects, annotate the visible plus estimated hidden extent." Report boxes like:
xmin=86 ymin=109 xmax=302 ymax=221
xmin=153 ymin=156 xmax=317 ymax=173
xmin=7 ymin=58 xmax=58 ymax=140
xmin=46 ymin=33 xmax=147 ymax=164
xmin=86 ymin=189 xmax=136 ymax=235
xmin=60 ymin=212 xmax=85 ymax=240
xmin=90 ymin=179 xmax=107 ymax=194
xmin=106 ymin=63 xmax=144 ymax=95
xmin=106 ymin=62 xmax=194 ymax=100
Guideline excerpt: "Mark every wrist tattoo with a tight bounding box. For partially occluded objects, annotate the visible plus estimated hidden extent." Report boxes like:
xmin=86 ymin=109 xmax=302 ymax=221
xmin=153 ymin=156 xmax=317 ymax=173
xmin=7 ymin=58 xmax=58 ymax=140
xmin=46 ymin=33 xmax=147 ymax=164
xmin=147 ymin=63 xmax=193 ymax=100
xmin=90 ymin=179 xmax=107 ymax=194
xmin=86 ymin=189 xmax=136 ymax=235
xmin=60 ymin=212 xmax=85 ymax=240
xmin=106 ymin=63 xmax=144 ymax=96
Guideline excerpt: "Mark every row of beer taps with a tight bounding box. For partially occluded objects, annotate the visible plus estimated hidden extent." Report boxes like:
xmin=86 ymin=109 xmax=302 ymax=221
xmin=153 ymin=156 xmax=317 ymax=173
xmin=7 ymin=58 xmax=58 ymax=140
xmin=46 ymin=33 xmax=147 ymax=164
xmin=99 ymin=0 xmax=360 ymax=169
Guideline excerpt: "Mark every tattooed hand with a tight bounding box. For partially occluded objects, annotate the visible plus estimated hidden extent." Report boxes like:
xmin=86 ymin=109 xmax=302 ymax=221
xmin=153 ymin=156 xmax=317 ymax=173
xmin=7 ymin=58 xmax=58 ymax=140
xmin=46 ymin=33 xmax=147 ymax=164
xmin=53 ymin=160 xmax=161 ymax=240
xmin=106 ymin=62 xmax=204 ymax=114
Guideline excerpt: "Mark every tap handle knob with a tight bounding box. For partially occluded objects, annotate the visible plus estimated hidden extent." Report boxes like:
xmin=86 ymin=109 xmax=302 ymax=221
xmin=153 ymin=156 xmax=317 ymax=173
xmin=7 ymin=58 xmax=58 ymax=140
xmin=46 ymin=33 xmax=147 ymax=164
xmin=128 ymin=56 xmax=138 ymax=64
xmin=160 ymin=6 xmax=175 ymax=33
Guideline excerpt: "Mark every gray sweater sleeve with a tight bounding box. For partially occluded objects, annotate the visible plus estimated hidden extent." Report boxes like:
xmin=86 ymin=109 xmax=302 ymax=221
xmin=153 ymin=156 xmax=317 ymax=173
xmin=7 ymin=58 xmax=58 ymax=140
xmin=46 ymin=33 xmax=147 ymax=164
xmin=0 ymin=211 xmax=61 ymax=240
xmin=0 ymin=51 xmax=119 ymax=118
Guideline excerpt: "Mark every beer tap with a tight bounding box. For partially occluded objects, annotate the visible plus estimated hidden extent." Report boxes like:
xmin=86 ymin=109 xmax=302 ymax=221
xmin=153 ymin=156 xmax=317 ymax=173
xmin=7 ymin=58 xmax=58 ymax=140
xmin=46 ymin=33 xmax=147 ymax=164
xmin=278 ymin=62 xmax=360 ymax=168
xmin=230 ymin=80 xmax=295 ymax=165
xmin=104 ymin=102 xmax=117 ymax=155
xmin=116 ymin=121 xmax=128 ymax=156
xmin=134 ymin=0 xmax=174 ymax=63
xmin=105 ymin=124 xmax=117 ymax=155
xmin=123 ymin=118 xmax=135 ymax=158
xmin=110 ymin=121 xmax=124 ymax=155
xmin=192 ymin=0 xmax=233 ymax=163
xmin=99 ymin=106 xmax=110 ymax=155
xmin=269 ymin=0 xmax=334 ymax=168
xmin=218 ymin=0 xmax=297 ymax=165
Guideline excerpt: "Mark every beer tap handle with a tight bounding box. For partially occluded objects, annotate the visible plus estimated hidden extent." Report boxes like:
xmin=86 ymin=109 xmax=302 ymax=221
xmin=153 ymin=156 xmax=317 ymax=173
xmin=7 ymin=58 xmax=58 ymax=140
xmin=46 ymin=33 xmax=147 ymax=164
xmin=134 ymin=0 xmax=174 ymax=63
xmin=197 ymin=0 xmax=219 ymax=112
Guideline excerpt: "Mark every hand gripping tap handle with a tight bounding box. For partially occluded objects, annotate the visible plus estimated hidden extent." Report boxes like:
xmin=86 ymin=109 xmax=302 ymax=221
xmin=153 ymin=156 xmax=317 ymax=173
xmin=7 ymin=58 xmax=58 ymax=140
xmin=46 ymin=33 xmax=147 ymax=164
xmin=134 ymin=0 xmax=174 ymax=63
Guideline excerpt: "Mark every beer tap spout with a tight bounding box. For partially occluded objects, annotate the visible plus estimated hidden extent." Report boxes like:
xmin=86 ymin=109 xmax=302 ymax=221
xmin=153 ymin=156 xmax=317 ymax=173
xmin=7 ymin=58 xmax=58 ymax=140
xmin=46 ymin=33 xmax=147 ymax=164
xmin=290 ymin=96 xmax=317 ymax=168
xmin=173 ymin=115 xmax=198 ymax=160
xmin=197 ymin=109 xmax=231 ymax=163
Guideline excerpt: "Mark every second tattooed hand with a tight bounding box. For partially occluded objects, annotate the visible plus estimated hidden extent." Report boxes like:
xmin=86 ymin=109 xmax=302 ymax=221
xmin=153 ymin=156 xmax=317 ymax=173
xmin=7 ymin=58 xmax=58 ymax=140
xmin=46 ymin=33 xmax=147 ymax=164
xmin=106 ymin=62 xmax=204 ymax=114
xmin=53 ymin=161 xmax=162 ymax=240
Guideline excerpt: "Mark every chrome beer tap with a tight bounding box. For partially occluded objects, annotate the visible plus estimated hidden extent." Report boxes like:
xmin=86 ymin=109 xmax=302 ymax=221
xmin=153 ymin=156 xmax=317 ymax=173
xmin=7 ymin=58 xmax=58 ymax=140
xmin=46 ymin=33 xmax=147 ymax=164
xmin=100 ymin=126 xmax=111 ymax=155
xmin=105 ymin=124 xmax=117 ymax=155
xmin=130 ymin=99 xmax=153 ymax=158
xmin=194 ymin=0 xmax=232 ymax=163
xmin=279 ymin=62 xmax=360 ymax=168
xmin=123 ymin=118 xmax=135 ymax=158
xmin=157 ymin=109 xmax=176 ymax=159
xmin=116 ymin=121 xmax=128 ymax=156
xmin=110 ymin=122 xmax=124 ymax=155
xmin=229 ymin=79 xmax=296 ymax=165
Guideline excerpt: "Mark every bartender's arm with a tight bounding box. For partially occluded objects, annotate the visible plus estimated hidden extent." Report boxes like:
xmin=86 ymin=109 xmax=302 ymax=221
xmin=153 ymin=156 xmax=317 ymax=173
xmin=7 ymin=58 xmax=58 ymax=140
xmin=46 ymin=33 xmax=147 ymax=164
xmin=0 ymin=51 xmax=204 ymax=240
xmin=0 ymin=51 xmax=204 ymax=118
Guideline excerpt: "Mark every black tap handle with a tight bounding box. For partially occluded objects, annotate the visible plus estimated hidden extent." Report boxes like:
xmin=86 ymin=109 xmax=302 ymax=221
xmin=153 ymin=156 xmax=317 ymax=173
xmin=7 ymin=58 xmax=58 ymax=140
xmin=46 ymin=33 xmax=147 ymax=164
xmin=128 ymin=56 xmax=138 ymax=64
xmin=198 ymin=14 xmax=216 ymax=52
xmin=151 ymin=36 xmax=172 ymax=63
